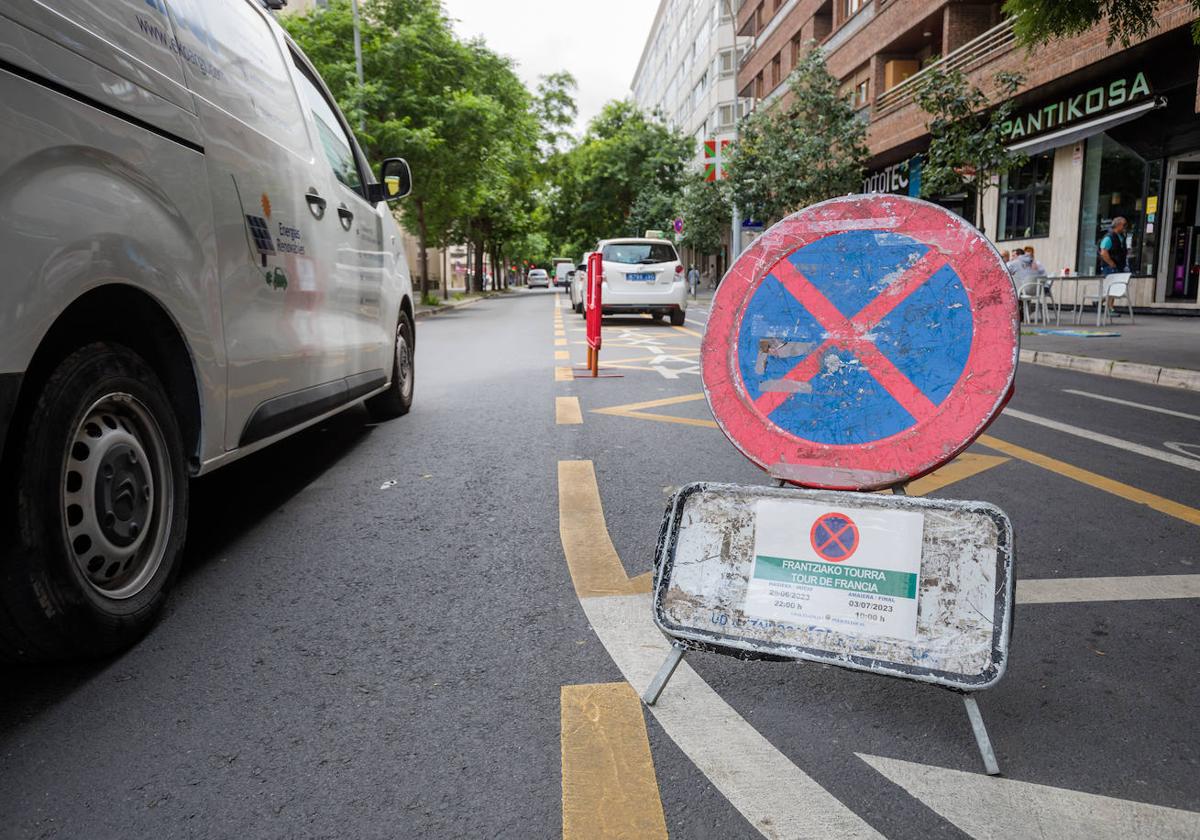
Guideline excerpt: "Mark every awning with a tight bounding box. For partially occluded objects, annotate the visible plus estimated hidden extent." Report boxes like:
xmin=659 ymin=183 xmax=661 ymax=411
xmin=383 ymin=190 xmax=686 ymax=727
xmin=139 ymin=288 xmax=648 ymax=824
xmin=1007 ymin=96 xmax=1167 ymax=156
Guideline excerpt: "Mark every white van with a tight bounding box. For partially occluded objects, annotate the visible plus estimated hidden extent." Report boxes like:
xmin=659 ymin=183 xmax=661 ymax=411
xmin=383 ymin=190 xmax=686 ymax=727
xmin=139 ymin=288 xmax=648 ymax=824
xmin=0 ymin=0 xmax=416 ymax=660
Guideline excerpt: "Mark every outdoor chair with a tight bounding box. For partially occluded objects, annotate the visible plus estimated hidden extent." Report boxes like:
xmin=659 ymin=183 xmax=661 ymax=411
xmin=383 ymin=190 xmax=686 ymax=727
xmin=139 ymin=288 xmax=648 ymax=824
xmin=1077 ymin=272 xmax=1134 ymax=325
xmin=1017 ymin=277 xmax=1057 ymax=325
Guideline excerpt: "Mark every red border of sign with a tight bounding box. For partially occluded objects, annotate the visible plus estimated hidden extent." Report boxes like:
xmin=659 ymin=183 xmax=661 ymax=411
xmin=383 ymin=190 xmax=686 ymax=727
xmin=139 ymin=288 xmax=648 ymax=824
xmin=701 ymin=195 xmax=1018 ymax=491
xmin=810 ymin=512 xmax=859 ymax=562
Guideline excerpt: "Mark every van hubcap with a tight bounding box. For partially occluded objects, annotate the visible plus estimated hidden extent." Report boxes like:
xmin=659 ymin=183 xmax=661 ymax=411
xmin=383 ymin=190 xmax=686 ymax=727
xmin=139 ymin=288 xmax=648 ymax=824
xmin=397 ymin=330 xmax=413 ymax=400
xmin=62 ymin=395 xmax=173 ymax=600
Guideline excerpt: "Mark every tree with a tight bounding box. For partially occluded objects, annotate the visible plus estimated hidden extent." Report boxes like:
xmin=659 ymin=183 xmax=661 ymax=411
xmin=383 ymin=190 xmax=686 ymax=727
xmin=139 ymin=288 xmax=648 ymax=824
xmin=678 ymin=174 xmax=732 ymax=259
xmin=546 ymin=101 xmax=694 ymax=258
xmin=534 ymin=72 xmax=579 ymax=159
xmin=1003 ymin=0 xmax=1200 ymax=47
xmin=915 ymin=68 xmax=1026 ymax=236
xmin=727 ymin=46 xmax=869 ymax=224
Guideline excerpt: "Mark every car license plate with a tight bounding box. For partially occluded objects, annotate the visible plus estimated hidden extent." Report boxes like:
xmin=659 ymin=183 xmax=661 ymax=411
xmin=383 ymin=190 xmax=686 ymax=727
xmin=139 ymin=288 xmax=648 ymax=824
xmin=627 ymin=272 xmax=654 ymax=281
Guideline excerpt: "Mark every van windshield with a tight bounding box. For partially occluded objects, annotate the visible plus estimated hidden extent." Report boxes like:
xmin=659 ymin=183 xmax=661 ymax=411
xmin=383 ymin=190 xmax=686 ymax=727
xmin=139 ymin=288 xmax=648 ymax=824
xmin=602 ymin=243 xmax=677 ymax=264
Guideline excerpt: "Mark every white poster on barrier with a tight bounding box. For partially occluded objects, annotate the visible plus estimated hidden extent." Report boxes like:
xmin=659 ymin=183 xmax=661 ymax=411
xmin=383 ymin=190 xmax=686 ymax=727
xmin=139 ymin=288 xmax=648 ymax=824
xmin=744 ymin=499 xmax=925 ymax=641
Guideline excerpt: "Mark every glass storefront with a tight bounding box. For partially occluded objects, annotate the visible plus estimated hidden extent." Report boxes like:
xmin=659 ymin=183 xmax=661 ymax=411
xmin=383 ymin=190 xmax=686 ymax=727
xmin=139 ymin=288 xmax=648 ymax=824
xmin=998 ymin=151 xmax=1054 ymax=241
xmin=1076 ymin=132 xmax=1163 ymax=276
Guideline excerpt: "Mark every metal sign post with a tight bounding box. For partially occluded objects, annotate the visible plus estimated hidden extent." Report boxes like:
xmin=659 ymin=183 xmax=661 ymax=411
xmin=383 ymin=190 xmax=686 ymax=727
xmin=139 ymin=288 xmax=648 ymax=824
xmin=645 ymin=195 xmax=1020 ymax=776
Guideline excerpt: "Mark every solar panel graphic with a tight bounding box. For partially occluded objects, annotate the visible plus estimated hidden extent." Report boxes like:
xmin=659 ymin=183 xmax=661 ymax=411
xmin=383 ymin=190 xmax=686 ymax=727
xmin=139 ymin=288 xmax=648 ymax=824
xmin=245 ymin=215 xmax=276 ymax=266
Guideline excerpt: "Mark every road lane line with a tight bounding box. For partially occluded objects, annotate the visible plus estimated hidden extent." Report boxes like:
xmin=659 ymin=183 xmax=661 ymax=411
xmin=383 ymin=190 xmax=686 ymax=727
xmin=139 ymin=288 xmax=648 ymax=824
xmin=556 ymin=397 xmax=583 ymax=425
xmin=859 ymin=754 xmax=1200 ymax=839
xmin=1063 ymin=389 xmax=1200 ymax=422
xmin=555 ymin=350 xmax=569 ymax=361
xmin=905 ymin=454 xmax=1010 ymax=496
xmin=555 ymin=338 xmax=568 ymax=347
xmin=561 ymin=682 xmax=668 ymax=840
xmin=558 ymin=461 xmax=651 ymax=597
xmin=556 ymin=366 xmax=574 ymax=382
xmin=978 ymin=434 xmax=1200 ymax=527
xmin=1002 ymin=408 xmax=1200 ymax=472
xmin=671 ymin=324 xmax=704 ymax=339
xmin=585 ymin=595 xmax=885 ymax=840
xmin=1017 ymin=574 xmax=1200 ymax=604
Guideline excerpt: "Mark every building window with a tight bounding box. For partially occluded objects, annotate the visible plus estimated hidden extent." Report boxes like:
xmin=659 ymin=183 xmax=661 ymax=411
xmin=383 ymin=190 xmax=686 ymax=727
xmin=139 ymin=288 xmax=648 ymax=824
xmin=771 ymin=54 xmax=782 ymax=88
xmin=844 ymin=0 xmax=864 ymax=19
xmin=1076 ymin=132 xmax=1161 ymax=275
xmin=998 ymin=151 xmax=1054 ymax=241
xmin=718 ymin=48 xmax=737 ymax=77
xmin=854 ymin=78 xmax=869 ymax=108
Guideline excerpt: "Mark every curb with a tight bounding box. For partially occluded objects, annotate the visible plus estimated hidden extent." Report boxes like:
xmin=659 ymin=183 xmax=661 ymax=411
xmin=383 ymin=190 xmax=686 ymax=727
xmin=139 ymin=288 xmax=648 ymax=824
xmin=414 ymin=291 xmax=523 ymax=320
xmin=1019 ymin=348 xmax=1200 ymax=391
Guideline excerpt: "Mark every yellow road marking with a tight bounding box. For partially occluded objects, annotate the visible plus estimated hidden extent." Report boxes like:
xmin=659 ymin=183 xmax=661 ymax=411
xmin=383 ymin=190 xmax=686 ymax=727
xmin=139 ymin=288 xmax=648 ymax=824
xmin=555 ymin=338 xmax=568 ymax=346
xmin=593 ymin=350 xmax=700 ymax=365
xmin=561 ymin=682 xmax=668 ymax=840
xmin=979 ymin=434 xmax=1200 ymax=527
xmin=558 ymin=461 xmax=652 ymax=597
xmin=591 ymin=393 xmax=715 ymax=429
xmin=906 ymin=454 xmax=1010 ymax=496
xmin=555 ymin=350 xmax=570 ymax=360
xmin=556 ymin=366 xmax=574 ymax=382
xmin=557 ymin=397 xmax=583 ymax=425
xmin=672 ymin=324 xmax=704 ymax=339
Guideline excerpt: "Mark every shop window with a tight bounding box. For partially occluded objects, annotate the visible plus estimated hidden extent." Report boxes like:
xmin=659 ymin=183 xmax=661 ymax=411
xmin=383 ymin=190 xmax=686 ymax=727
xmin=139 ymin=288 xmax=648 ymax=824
xmin=998 ymin=152 xmax=1054 ymax=240
xmin=1076 ymin=133 xmax=1158 ymax=275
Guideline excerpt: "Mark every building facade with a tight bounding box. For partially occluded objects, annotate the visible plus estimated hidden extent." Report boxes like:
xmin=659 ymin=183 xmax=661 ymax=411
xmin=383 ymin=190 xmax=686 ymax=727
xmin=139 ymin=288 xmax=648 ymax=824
xmin=632 ymin=0 xmax=747 ymax=276
xmin=735 ymin=0 xmax=1200 ymax=312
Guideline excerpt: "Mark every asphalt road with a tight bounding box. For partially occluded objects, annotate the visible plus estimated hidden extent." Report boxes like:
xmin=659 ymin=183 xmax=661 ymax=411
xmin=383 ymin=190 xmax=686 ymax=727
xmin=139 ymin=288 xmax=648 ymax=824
xmin=1 ymin=289 xmax=1197 ymax=839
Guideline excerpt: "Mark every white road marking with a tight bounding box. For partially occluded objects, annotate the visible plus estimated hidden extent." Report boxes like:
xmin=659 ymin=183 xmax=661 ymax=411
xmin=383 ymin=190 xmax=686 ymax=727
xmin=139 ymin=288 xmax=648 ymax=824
xmin=1002 ymin=408 xmax=1200 ymax=472
xmin=1165 ymin=441 xmax=1200 ymax=461
xmin=1063 ymin=389 xmax=1200 ymax=423
xmin=583 ymin=593 xmax=884 ymax=840
xmin=859 ymin=753 xmax=1200 ymax=839
xmin=1018 ymin=574 xmax=1200 ymax=604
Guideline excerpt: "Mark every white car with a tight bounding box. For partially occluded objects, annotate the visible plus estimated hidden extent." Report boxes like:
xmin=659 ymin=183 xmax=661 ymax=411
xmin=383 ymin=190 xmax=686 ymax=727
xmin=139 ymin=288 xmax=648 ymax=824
xmin=596 ymin=238 xmax=687 ymax=325
xmin=569 ymin=258 xmax=589 ymax=314
xmin=0 ymin=0 xmax=415 ymax=660
xmin=553 ymin=261 xmax=573 ymax=290
xmin=528 ymin=269 xmax=550 ymax=288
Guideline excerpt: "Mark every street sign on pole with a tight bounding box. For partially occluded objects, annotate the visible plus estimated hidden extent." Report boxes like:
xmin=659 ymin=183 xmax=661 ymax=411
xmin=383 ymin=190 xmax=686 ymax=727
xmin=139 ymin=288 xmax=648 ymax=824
xmin=701 ymin=195 xmax=1019 ymax=491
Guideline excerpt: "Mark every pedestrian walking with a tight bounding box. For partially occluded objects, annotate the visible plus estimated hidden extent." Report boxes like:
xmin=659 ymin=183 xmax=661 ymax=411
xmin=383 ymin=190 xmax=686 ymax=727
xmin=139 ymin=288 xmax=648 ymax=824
xmin=687 ymin=264 xmax=700 ymax=299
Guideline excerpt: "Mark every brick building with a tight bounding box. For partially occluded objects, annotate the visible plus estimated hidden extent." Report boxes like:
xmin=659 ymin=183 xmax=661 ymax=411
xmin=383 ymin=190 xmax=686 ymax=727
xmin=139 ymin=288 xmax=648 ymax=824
xmin=735 ymin=1 xmax=1200 ymax=312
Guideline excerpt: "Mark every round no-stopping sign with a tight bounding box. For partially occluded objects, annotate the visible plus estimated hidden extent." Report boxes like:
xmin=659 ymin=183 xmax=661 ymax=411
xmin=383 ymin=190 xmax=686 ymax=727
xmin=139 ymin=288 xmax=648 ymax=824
xmin=702 ymin=195 xmax=1018 ymax=491
xmin=810 ymin=513 xmax=859 ymax=562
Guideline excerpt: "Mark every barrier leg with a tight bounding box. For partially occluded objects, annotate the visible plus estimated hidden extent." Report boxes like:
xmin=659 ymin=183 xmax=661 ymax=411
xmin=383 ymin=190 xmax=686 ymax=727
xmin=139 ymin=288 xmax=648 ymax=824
xmin=963 ymin=694 xmax=1001 ymax=775
xmin=642 ymin=643 xmax=686 ymax=706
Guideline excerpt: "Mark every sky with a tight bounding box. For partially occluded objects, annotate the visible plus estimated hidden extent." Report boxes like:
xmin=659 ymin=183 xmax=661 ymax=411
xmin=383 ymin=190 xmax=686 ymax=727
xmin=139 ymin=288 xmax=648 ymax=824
xmin=440 ymin=0 xmax=660 ymax=136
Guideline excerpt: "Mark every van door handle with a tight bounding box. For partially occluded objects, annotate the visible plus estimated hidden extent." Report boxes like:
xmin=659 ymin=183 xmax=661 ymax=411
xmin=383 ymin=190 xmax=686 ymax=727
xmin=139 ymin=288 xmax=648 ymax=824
xmin=337 ymin=205 xmax=354 ymax=231
xmin=305 ymin=191 xmax=327 ymax=219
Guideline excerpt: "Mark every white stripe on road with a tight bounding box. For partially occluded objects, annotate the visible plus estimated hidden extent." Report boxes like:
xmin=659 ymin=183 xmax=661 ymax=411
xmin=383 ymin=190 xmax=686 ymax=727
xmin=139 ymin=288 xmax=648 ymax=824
xmin=1063 ymin=389 xmax=1200 ymax=423
xmin=582 ymin=593 xmax=884 ymax=840
xmin=1002 ymin=408 xmax=1200 ymax=472
xmin=859 ymin=753 xmax=1200 ymax=839
xmin=1018 ymin=574 xmax=1200 ymax=604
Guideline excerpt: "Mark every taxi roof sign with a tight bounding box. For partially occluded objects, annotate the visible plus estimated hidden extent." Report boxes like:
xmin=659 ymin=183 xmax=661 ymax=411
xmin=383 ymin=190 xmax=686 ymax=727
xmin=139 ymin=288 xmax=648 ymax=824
xmin=701 ymin=195 xmax=1019 ymax=491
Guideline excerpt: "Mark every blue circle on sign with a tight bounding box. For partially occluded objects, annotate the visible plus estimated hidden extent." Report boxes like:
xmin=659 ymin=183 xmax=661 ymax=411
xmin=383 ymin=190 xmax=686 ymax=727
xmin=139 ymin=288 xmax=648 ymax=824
xmin=736 ymin=230 xmax=974 ymax=445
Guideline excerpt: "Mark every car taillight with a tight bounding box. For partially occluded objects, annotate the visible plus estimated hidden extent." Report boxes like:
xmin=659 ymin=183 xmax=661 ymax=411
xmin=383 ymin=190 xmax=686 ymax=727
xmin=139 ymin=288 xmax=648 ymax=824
xmin=675 ymin=265 xmax=684 ymax=274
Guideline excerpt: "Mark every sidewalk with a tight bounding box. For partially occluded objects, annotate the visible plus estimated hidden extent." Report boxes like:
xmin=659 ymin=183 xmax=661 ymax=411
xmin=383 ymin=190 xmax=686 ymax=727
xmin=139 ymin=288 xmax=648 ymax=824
xmin=1019 ymin=314 xmax=1200 ymax=390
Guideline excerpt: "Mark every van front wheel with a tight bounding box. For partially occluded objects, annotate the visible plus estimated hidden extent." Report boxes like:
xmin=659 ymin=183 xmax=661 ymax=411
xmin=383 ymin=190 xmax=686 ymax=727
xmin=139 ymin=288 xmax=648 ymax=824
xmin=0 ymin=343 xmax=189 ymax=661
xmin=366 ymin=312 xmax=415 ymax=421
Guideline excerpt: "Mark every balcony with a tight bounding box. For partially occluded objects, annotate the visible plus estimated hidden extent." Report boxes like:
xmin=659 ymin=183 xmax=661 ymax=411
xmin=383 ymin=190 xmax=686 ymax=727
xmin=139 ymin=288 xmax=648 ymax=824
xmin=874 ymin=17 xmax=1017 ymax=116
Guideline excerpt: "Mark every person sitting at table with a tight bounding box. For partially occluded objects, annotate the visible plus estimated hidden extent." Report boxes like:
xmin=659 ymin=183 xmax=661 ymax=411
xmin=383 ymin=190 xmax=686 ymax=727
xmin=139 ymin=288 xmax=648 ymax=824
xmin=1009 ymin=248 xmax=1045 ymax=283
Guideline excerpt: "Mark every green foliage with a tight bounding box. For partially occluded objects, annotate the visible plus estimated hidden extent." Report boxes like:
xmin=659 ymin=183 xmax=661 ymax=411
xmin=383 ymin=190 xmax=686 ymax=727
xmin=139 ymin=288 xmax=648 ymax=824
xmin=420 ymin=291 xmax=442 ymax=307
xmin=547 ymin=101 xmax=694 ymax=257
xmin=678 ymin=174 xmax=732 ymax=257
xmin=1004 ymin=0 xmax=1200 ymax=47
xmin=915 ymin=68 xmax=1025 ymax=233
xmin=727 ymin=47 xmax=869 ymax=224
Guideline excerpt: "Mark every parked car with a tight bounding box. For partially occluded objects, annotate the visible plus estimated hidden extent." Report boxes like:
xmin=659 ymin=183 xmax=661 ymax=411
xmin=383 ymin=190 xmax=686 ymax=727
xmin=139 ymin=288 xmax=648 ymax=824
xmin=569 ymin=260 xmax=589 ymax=314
xmin=0 ymin=0 xmax=416 ymax=660
xmin=528 ymin=269 xmax=551 ymax=288
xmin=554 ymin=261 xmax=573 ymax=289
xmin=595 ymin=238 xmax=687 ymax=325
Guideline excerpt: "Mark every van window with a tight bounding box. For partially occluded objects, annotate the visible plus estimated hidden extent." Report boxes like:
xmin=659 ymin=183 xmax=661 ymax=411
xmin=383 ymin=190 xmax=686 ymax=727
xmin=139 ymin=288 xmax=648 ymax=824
xmin=602 ymin=243 xmax=678 ymax=264
xmin=166 ymin=0 xmax=308 ymax=153
xmin=292 ymin=58 xmax=363 ymax=193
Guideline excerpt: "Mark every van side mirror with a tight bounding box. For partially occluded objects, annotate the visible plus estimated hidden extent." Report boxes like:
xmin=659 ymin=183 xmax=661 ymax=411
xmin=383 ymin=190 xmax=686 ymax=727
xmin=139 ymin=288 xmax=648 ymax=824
xmin=370 ymin=158 xmax=412 ymax=203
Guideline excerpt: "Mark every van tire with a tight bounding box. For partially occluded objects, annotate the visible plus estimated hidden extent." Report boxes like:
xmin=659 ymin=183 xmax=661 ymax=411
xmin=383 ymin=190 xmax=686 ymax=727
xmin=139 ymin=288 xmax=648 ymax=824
xmin=669 ymin=308 xmax=686 ymax=326
xmin=366 ymin=312 xmax=415 ymax=421
xmin=0 ymin=343 xmax=189 ymax=662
